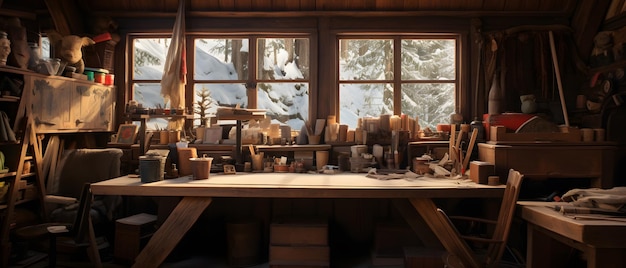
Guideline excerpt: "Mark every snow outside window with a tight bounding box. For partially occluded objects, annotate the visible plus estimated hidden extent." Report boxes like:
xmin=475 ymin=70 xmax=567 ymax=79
xmin=339 ymin=37 xmax=457 ymax=130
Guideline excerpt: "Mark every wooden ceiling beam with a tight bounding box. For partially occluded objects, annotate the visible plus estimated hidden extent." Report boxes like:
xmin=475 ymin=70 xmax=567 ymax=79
xmin=90 ymin=10 xmax=573 ymax=19
xmin=571 ymin=0 xmax=612 ymax=62
xmin=44 ymin=0 xmax=84 ymax=35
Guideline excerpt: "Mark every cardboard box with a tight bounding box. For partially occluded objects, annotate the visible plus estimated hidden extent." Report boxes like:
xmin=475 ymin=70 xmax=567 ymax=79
xmin=114 ymin=213 xmax=157 ymax=264
xmin=469 ymin=161 xmax=495 ymax=184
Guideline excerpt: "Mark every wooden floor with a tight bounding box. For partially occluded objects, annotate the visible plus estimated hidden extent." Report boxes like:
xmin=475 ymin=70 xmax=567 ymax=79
xmin=12 ymin=254 xmax=377 ymax=268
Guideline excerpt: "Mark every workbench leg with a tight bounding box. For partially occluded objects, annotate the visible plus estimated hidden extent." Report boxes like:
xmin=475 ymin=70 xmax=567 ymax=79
xmin=526 ymin=224 xmax=570 ymax=268
xmin=586 ymin=248 xmax=626 ymax=268
xmin=132 ymin=196 xmax=213 ymax=268
xmin=392 ymin=199 xmax=442 ymax=249
xmin=409 ymin=198 xmax=481 ymax=268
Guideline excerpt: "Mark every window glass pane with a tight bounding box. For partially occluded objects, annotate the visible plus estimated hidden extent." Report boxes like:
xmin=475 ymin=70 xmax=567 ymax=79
xmin=401 ymin=39 xmax=456 ymax=80
xmin=257 ymin=83 xmax=309 ymax=130
xmin=339 ymin=39 xmax=393 ymax=81
xmin=133 ymin=38 xmax=170 ymax=80
xmin=257 ymin=38 xmax=310 ymax=80
xmin=193 ymin=83 xmax=247 ymax=125
xmin=339 ymin=83 xmax=393 ymax=129
xmin=401 ymin=83 xmax=455 ymax=130
xmin=40 ymin=36 xmax=50 ymax=58
xmin=133 ymin=83 xmax=165 ymax=108
xmin=133 ymin=83 xmax=169 ymax=130
xmin=194 ymin=38 xmax=249 ymax=80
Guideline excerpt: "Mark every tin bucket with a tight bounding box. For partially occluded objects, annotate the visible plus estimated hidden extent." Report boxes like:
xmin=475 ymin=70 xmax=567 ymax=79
xmin=139 ymin=156 xmax=165 ymax=183
xmin=190 ymin=156 xmax=213 ymax=180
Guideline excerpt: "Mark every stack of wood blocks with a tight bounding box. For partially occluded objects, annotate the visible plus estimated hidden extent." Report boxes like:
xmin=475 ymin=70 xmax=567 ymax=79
xmin=269 ymin=219 xmax=330 ymax=267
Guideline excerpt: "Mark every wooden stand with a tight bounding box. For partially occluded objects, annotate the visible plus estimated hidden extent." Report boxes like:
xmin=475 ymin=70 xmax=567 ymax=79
xmin=114 ymin=213 xmax=157 ymax=264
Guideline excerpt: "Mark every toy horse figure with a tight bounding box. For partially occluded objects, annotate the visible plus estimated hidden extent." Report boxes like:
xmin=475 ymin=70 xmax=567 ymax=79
xmin=47 ymin=31 xmax=95 ymax=74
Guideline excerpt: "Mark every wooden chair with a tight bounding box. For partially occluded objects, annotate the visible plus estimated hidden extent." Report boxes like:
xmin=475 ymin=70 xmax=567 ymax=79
xmin=436 ymin=169 xmax=524 ymax=268
xmin=13 ymin=183 xmax=102 ymax=268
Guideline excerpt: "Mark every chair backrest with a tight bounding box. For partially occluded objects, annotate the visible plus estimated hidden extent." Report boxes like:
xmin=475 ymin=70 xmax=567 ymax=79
xmin=435 ymin=168 xmax=524 ymax=268
xmin=485 ymin=168 xmax=523 ymax=266
xmin=71 ymin=183 xmax=93 ymax=243
xmin=54 ymin=148 xmax=123 ymax=198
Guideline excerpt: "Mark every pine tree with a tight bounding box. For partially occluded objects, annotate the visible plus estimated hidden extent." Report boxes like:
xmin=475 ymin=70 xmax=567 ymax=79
xmin=194 ymin=86 xmax=214 ymax=126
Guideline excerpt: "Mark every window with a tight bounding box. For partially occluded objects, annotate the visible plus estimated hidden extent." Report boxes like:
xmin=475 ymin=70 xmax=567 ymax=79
xmin=131 ymin=37 xmax=171 ymax=129
xmin=194 ymin=37 xmax=309 ymax=130
xmin=130 ymin=35 xmax=310 ymax=130
xmin=338 ymin=36 xmax=457 ymax=130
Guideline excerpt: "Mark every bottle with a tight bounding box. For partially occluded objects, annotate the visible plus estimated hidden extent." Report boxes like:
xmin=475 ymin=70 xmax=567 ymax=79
xmin=470 ymin=117 xmax=485 ymax=142
xmin=488 ymin=72 xmax=502 ymax=115
xmin=171 ymin=163 xmax=179 ymax=177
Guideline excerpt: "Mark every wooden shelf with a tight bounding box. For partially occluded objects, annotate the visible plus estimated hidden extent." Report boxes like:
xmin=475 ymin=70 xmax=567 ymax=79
xmin=0 ymin=96 xmax=20 ymax=102
xmin=128 ymin=114 xmax=194 ymax=120
xmin=0 ymin=172 xmax=17 ymax=179
xmin=588 ymin=60 xmax=626 ymax=74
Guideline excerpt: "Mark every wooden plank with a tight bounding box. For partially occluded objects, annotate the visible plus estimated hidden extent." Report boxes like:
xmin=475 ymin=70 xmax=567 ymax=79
xmin=132 ymin=196 xmax=213 ymax=268
xmin=409 ymin=198 xmax=481 ymax=268
xmin=391 ymin=199 xmax=442 ymax=249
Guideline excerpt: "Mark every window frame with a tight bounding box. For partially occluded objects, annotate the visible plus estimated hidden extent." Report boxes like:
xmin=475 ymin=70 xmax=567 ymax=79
xmin=336 ymin=33 xmax=461 ymax=127
xmin=127 ymin=32 xmax=316 ymax=129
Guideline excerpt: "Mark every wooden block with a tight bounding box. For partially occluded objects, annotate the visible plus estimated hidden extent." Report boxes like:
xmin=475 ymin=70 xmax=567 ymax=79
xmin=403 ymin=247 xmax=445 ymax=268
xmin=469 ymin=161 xmax=494 ymax=184
xmin=270 ymin=219 xmax=328 ymax=246
xmin=269 ymin=245 xmax=329 ymax=266
xmin=114 ymin=213 xmax=157 ymax=264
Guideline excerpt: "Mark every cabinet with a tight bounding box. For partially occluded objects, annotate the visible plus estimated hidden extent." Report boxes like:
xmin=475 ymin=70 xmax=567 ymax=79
xmin=478 ymin=142 xmax=617 ymax=188
xmin=0 ymin=67 xmax=45 ymax=267
xmin=29 ymin=75 xmax=115 ymax=133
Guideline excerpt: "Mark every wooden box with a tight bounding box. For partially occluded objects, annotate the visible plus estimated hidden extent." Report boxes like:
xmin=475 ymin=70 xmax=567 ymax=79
xmin=114 ymin=213 xmax=157 ymax=264
xmin=489 ymin=125 xmax=580 ymax=143
xmin=270 ymin=219 xmax=328 ymax=246
xmin=269 ymin=245 xmax=330 ymax=267
xmin=478 ymin=142 xmax=617 ymax=188
xmin=469 ymin=161 xmax=494 ymax=184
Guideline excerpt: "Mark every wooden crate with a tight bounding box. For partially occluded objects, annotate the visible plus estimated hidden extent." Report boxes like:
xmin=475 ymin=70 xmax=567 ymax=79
xmin=270 ymin=219 xmax=328 ymax=246
xmin=114 ymin=213 xmax=157 ymax=264
xmin=269 ymin=245 xmax=330 ymax=267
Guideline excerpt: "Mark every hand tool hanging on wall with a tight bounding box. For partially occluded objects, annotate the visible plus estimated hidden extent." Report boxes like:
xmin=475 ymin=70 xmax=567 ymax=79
xmin=548 ymin=31 xmax=570 ymax=127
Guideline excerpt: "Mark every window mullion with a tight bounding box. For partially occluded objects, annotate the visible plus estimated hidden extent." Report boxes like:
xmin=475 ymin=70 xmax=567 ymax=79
xmin=393 ymin=37 xmax=402 ymax=115
xmin=248 ymin=36 xmax=258 ymax=109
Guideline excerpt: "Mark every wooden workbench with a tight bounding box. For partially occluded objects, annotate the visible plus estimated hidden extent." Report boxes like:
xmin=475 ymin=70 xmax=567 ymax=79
xmin=92 ymin=173 xmax=505 ymax=267
xmin=518 ymin=201 xmax=626 ymax=268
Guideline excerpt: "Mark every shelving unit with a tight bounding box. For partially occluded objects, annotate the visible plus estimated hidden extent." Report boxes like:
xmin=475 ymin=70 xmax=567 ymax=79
xmin=126 ymin=114 xmax=195 ymax=155
xmin=0 ymin=67 xmax=46 ymax=267
xmin=216 ymin=113 xmax=266 ymax=166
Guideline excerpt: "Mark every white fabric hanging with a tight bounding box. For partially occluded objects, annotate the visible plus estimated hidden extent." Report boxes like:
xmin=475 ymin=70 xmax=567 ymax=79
xmin=160 ymin=0 xmax=187 ymax=130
